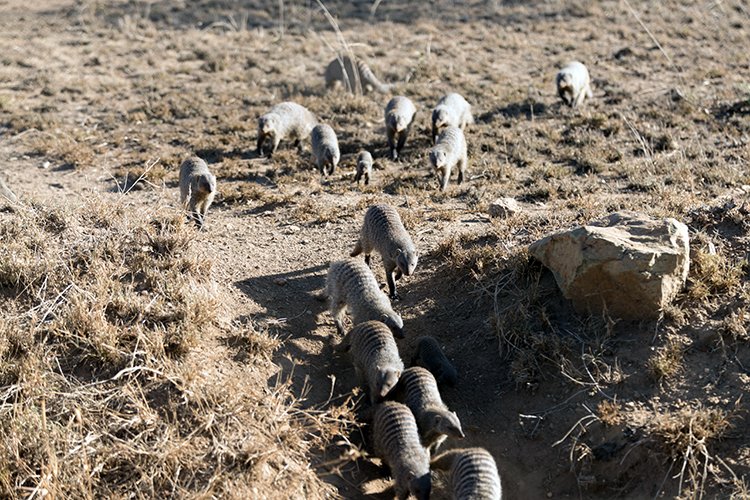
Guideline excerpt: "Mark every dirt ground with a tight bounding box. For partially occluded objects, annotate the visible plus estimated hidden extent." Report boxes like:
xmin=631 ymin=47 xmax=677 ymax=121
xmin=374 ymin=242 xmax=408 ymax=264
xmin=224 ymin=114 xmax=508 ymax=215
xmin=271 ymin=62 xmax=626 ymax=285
xmin=1 ymin=0 xmax=749 ymax=498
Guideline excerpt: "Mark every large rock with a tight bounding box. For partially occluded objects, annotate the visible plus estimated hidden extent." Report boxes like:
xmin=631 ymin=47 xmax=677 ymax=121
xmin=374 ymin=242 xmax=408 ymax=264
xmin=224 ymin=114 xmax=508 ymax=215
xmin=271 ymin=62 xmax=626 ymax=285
xmin=529 ymin=212 xmax=690 ymax=319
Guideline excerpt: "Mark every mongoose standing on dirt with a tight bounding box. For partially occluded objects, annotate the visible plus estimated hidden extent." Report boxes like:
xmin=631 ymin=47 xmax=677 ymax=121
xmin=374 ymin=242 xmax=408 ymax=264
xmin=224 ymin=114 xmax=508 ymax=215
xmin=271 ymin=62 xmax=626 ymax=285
xmin=335 ymin=321 xmax=404 ymax=404
xmin=324 ymin=55 xmax=392 ymax=94
xmin=310 ymin=124 xmax=340 ymax=176
xmin=429 ymin=125 xmax=468 ymax=192
xmin=411 ymin=336 xmax=458 ymax=386
xmin=323 ymin=258 xmax=404 ymax=338
xmin=372 ymin=401 xmax=432 ymax=500
xmin=431 ymin=447 xmax=503 ymax=500
xmin=431 ymin=92 xmax=473 ymax=144
xmin=556 ymin=61 xmax=593 ymax=108
xmin=351 ymin=204 xmax=417 ymax=300
xmin=385 ymin=96 xmax=417 ymax=161
xmin=394 ymin=367 xmax=464 ymax=454
xmin=256 ymin=102 xmax=317 ymax=158
xmin=179 ymin=156 xmax=216 ymax=228
xmin=354 ymin=150 xmax=373 ymax=186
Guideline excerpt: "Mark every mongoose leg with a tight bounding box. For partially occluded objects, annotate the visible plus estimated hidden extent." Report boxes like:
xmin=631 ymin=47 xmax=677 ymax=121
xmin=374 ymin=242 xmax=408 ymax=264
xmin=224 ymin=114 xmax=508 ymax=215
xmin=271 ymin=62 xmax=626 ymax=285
xmin=269 ymin=137 xmax=281 ymax=157
xmin=364 ymin=174 xmax=369 ymax=186
xmin=328 ymin=160 xmax=335 ymax=175
xmin=364 ymin=254 xmax=371 ymax=267
xmin=388 ymin=132 xmax=398 ymax=161
xmin=431 ymin=124 xmax=438 ymax=145
xmin=394 ymin=269 xmax=403 ymax=281
xmin=440 ymin=172 xmax=450 ymax=192
xmin=458 ymin=157 xmax=467 ymax=185
xmin=396 ymin=132 xmax=408 ymax=158
xmin=256 ymin=135 xmax=265 ymax=156
xmin=386 ymin=267 xmax=399 ymax=300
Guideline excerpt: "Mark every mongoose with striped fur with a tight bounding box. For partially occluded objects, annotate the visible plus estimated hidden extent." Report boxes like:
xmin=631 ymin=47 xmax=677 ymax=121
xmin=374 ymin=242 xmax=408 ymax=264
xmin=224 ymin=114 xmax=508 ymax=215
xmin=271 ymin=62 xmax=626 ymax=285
xmin=256 ymin=102 xmax=317 ymax=158
xmin=324 ymin=55 xmax=392 ymax=94
xmin=351 ymin=204 xmax=417 ymax=300
xmin=394 ymin=367 xmax=464 ymax=454
xmin=431 ymin=447 xmax=502 ymax=500
xmin=179 ymin=156 xmax=216 ymax=228
xmin=311 ymin=124 xmax=340 ymax=176
xmin=411 ymin=336 xmax=458 ymax=387
xmin=429 ymin=125 xmax=468 ymax=192
xmin=556 ymin=61 xmax=593 ymax=108
xmin=431 ymin=93 xmax=473 ymax=144
xmin=373 ymin=401 xmax=431 ymax=500
xmin=354 ymin=150 xmax=373 ymax=186
xmin=323 ymin=258 xmax=404 ymax=338
xmin=385 ymin=96 xmax=417 ymax=161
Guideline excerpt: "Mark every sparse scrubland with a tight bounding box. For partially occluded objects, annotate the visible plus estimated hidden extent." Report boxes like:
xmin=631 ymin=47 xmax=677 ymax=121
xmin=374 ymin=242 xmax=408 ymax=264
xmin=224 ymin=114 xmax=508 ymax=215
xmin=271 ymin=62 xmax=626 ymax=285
xmin=1 ymin=0 xmax=749 ymax=498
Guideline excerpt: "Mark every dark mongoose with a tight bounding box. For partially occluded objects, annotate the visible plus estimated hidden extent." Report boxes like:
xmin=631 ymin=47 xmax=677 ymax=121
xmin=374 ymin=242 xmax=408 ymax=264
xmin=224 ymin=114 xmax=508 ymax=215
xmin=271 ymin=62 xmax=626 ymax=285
xmin=411 ymin=336 xmax=458 ymax=387
xmin=394 ymin=367 xmax=464 ymax=454
xmin=373 ymin=401 xmax=431 ymax=500
xmin=256 ymin=102 xmax=317 ymax=158
xmin=354 ymin=150 xmax=373 ymax=186
xmin=179 ymin=156 xmax=216 ymax=228
xmin=324 ymin=54 xmax=392 ymax=94
xmin=556 ymin=61 xmax=593 ymax=108
xmin=431 ymin=447 xmax=502 ymax=500
xmin=385 ymin=96 xmax=417 ymax=161
xmin=335 ymin=321 xmax=404 ymax=404
xmin=429 ymin=125 xmax=467 ymax=192
xmin=310 ymin=124 xmax=340 ymax=176
xmin=351 ymin=204 xmax=417 ymax=300
xmin=323 ymin=258 xmax=404 ymax=338
xmin=431 ymin=93 xmax=473 ymax=144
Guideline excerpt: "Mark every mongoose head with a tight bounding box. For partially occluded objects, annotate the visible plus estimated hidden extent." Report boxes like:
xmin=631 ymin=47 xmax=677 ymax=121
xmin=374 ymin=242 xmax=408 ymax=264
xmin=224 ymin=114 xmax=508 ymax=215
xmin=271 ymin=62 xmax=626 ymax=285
xmin=382 ymin=313 xmax=404 ymax=338
xmin=396 ymin=248 xmax=418 ymax=277
xmin=407 ymin=472 xmax=431 ymax=500
xmin=196 ymin=173 xmax=216 ymax=195
xmin=375 ymin=366 xmax=401 ymax=400
xmin=432 ymin=411 xmax=465 ymax=439
xmin=258 ymin=114 xmax=279 ymax=135
xmin=387 ymin=112 xmax=410 ymax=133
xmin=432 ymin=106 xmax=449 ymax=130
xmin=557 ymin=73 xmax=575 ymax=106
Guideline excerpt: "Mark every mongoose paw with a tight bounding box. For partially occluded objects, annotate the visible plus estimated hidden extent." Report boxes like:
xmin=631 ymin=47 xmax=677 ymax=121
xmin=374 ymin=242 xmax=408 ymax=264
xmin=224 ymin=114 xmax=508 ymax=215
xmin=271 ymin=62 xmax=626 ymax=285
xmin=389 ymin=292 xmax=402 ymax=301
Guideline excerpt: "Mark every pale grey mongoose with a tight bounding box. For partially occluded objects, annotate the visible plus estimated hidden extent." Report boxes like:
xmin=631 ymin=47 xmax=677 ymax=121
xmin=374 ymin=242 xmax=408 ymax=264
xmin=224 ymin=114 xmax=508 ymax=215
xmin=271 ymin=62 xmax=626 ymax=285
xmin=430 ymin=125 xmax=468 ymax=192
xmin=354 ymin=150 xmax=373 ymax=186
xmin=372 ymin=401 xmax=431 ymax=500
xmin=256 ymin=102 xmax=317 ymax=158
xmin=385 ymin=96 xmax=417 ymax=161
xmin=324 ymin=55 xmax=392 ymax=94
xmin=394 ymin=367 xmax=464 ymax=454
xmin=335 ymin=321 xmax=404 ymax=404
xmin=310 ymin=124 xmax=340 ymax=176
xmin=179 ymin=156 xmax=216 ymax=228
xmin=323 ymin=258 xmax=404 ymax=338
xmin=411 ymin=336 xmax=458 ymax=386
xmin=351 ymin=204 xmax=417 ymax=300
xmin=556 ymin=61 xmax=593 ymax=108
xmin=431 ymin=92 xmax=473 ymax=143
xmin=431 ymin=447 xmax=503 ymax=500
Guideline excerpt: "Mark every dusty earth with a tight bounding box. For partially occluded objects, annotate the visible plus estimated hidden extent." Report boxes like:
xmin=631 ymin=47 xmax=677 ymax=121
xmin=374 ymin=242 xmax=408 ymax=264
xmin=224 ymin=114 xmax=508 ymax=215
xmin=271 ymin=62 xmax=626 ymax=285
xmin=2 ymin=0 xmax=750 ymax=498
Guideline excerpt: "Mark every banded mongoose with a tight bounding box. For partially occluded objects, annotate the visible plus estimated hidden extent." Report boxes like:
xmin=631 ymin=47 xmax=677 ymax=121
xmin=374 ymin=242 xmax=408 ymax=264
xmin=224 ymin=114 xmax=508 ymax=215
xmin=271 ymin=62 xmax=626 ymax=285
xmin=354 ymin=150 xmax=373 ymax=186
xmin=429 ymin=125 xmax=468 ymax=192
xmin=179 ymin=156 xmax=216 ymax=228
xmin=256 ymin=102 xmax=317 ymax=158
xmin=310 ymin=124 xmax=340 ymax=176
xmin=372 ymin=401 xmax=432 ymax=500
xmin=324 ymin=55 xmax=392 ymax=94
xmin=431 ymin=93 xmax=473 ymax=144
xmin=335 ymin=321 xmax=404 ymax=404
xmin=411 ymin=336 xmax=458 ymax=387
xmin=351 ymin=204 xmax=418 ymax=300
xmin=556 ymin=61 xmax=593 ymax=108
xmin=385 ymin=96 xmax=417 ymax=161
xmin=324 ymin=258 xmax=404 ymax=338
xmin=394 ymin=367 xmax=464 ymax=454
xmin=431 ymin=447 xmax=502 ymax=500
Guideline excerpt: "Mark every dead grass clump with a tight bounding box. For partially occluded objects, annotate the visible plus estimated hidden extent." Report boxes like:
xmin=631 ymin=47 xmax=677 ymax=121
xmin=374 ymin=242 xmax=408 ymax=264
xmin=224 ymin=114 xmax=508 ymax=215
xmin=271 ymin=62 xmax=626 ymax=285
xmin=687 ymin=248 xmax=745 ymax=302
xmin=647 ymin=337 xmax=684 ymax=382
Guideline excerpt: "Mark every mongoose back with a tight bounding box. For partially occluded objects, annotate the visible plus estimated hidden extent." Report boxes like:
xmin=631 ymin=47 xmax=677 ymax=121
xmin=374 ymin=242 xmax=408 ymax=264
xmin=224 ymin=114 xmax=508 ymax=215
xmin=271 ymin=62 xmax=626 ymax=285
xmin=310 ymin=124 xmax=340 ymax=176
xmin=411 ymin=336 xmax=458 ymax=386
xmin=337 ymin=321 xmax=404 ymax=404
xmin=431 ymin=447 xmax=502 ymax=500
xmin=179 ymin=156 xmax=216 ymax=228
xmin=256 ymin=102 xmax=317 ymax=157
xmin=556 ymin=61 xmax=593 ymax=108
xmin=354 ymin=150 xmax=373 ymax=186
xmin=385 ymin=96 xmax=417 ymax=161
xmin=324 ymin=258 xmax=404 ymax=337
xmin=429 ymin=125 xmax=468 ymax=192
xmin=351 ymin=204 xmax=417 ymax=300
xmin=324 ymin=55 xmax=392 ymax=94
xmin=372 ymin=401 xmax=431 ymax=500
xmin=394 ymin=367 xmax=464 ymax=454
xmin=431 ymin=93 xmax=473 ymax=143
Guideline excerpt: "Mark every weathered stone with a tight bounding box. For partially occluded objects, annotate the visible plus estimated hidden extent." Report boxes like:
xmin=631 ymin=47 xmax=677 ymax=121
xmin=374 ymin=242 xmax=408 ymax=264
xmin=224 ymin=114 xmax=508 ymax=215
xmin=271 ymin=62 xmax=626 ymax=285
xmin=529 ymin=212 xmax=690 ymax=320
xmin=488 ymin=197 xmax=520 ymax=218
